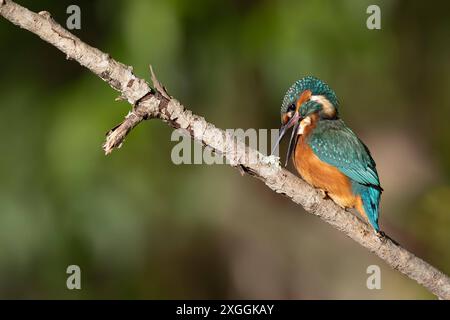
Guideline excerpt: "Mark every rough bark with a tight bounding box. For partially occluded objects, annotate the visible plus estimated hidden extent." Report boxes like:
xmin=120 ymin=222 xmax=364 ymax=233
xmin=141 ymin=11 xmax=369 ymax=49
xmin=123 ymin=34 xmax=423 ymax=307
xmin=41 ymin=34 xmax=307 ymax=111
xmin=1 ymin=0 xmax=449 ymax=299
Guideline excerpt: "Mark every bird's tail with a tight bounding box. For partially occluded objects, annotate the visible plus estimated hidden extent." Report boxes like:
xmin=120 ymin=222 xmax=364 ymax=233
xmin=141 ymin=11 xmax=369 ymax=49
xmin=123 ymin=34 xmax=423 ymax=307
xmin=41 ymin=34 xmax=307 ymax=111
xmin=360 ymin=185 xmax=381 ymax=232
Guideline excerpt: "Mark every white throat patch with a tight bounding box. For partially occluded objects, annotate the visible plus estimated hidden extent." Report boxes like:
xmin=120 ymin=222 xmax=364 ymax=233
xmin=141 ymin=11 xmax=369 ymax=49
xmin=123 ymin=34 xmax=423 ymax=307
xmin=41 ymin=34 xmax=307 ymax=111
xmin=297 ymin=116 xmax=311 ymax=135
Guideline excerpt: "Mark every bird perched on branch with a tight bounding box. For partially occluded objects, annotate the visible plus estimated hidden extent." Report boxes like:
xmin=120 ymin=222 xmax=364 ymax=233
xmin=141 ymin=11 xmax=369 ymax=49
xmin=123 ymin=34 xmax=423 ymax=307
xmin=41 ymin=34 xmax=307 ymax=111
xmin=272 ymin=76 xmax=382 ymax=232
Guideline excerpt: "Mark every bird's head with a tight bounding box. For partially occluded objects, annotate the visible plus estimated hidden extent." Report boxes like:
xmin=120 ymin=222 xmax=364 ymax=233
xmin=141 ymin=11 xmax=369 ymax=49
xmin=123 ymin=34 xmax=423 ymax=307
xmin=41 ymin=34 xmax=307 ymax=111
xmin=272 ymin=76 xmax=339 ymax=165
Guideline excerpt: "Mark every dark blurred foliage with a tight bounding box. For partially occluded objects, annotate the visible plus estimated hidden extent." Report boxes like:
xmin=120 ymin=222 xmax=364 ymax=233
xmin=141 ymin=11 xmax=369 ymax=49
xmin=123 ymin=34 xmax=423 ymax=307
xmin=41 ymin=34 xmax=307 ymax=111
xmin=0 ymin=0 xmax=449 ymax=299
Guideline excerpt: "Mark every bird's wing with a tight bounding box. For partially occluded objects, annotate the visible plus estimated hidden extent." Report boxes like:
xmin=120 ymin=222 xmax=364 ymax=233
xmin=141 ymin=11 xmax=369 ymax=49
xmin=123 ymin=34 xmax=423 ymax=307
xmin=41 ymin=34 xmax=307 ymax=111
xmin=308 ymin=120 xmax=381 ymax=188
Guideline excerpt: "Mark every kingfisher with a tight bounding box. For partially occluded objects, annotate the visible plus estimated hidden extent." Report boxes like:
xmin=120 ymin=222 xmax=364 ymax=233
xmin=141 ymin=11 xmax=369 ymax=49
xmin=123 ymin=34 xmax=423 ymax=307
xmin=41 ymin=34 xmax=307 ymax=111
xmin=272 ymin=76 xmax=382 ymax=232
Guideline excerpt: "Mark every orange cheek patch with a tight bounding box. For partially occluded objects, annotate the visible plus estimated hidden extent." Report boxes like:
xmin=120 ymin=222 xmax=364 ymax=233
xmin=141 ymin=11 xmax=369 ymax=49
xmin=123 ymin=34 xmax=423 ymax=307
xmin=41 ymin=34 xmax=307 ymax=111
xmin=281 ymin=113 xmax=291 ymax=124
xmin=296 ymin=90 xmax=312 ymax=112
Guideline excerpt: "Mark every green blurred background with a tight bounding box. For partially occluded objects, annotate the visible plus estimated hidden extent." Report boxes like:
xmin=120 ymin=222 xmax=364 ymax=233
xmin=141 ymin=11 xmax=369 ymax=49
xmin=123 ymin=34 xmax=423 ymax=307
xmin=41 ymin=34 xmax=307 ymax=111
xmin=0 ymin=0 xmax=449 ymax=299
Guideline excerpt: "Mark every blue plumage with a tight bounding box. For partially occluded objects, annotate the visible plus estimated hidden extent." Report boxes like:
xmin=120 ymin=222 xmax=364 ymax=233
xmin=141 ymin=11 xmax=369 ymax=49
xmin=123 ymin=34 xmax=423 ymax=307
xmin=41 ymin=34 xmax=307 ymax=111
xmin=352 ymin=182 xmax=381 ymax=231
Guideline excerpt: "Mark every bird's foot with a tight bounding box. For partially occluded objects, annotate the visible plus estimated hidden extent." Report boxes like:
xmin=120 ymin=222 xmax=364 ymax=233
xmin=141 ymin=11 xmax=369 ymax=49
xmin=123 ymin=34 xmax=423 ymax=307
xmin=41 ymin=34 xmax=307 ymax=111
xmin=319 ymin=189 xmax=330 ymax=200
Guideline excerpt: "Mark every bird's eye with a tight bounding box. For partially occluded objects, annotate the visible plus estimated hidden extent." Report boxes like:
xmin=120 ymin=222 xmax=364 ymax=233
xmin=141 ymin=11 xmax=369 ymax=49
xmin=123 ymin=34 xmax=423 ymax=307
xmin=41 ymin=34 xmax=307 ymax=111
xmin=287 ymin=103 xmax=295 ymax=112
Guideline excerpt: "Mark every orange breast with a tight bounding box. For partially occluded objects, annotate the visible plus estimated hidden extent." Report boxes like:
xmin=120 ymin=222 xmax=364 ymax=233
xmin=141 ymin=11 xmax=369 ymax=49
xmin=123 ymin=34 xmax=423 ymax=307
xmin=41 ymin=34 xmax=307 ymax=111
xmin=294 ymin=134 xmax=358 ymax=209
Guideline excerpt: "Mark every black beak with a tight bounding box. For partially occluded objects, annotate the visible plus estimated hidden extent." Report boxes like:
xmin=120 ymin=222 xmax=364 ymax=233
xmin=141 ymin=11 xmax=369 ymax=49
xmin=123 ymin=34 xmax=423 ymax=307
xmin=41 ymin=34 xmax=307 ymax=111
xmin=271 ymin=112 xmax=301 ymax=166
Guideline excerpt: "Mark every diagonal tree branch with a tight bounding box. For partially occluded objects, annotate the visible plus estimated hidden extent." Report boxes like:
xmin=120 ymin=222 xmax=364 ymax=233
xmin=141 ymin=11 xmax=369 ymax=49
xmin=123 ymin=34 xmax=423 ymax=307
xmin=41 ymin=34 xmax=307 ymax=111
xmin=1 ymin=0 xmax=449 ymax=299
